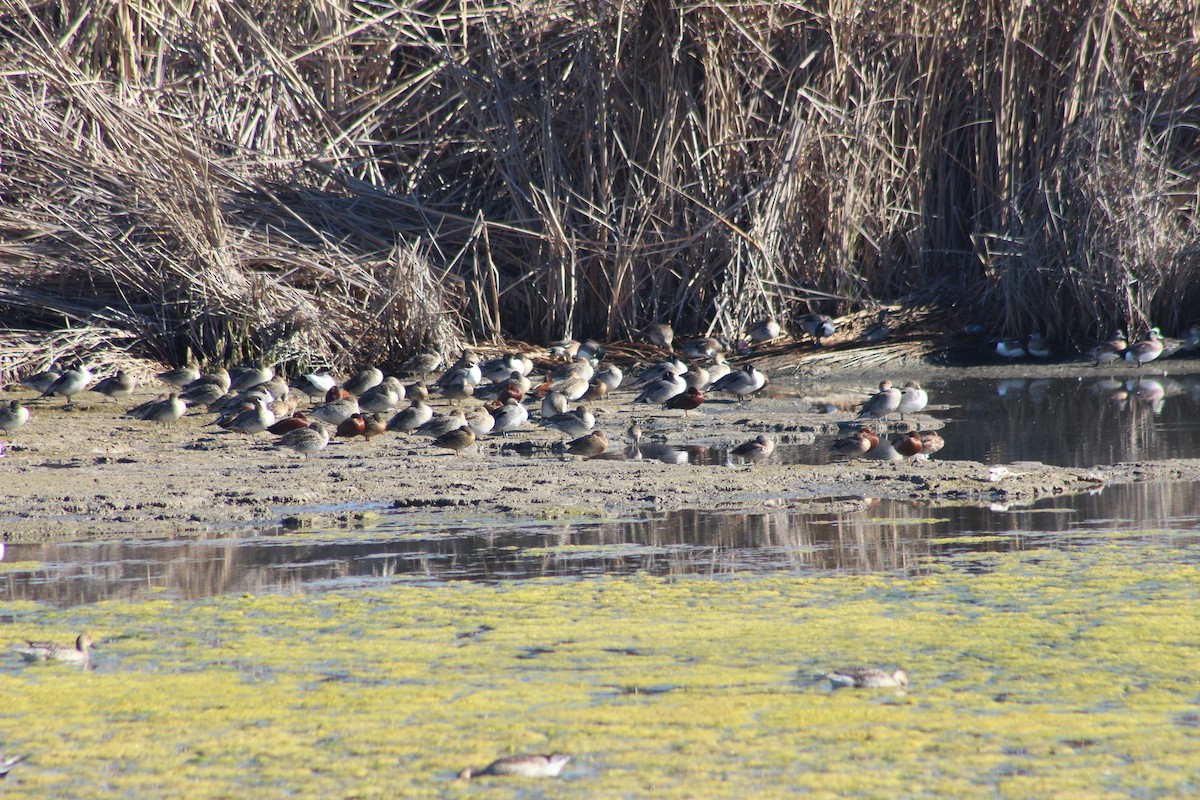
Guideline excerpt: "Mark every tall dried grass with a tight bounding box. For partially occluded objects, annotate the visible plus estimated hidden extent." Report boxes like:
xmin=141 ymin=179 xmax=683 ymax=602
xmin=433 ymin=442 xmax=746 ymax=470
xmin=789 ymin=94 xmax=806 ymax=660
xmin=1 ymin=0 xmax=1198 ymax=377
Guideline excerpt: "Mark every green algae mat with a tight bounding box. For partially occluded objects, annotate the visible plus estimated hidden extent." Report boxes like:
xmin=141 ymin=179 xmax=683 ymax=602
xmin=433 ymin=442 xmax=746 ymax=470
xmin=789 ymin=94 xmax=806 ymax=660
xmin=2 ymin=542 xmax=1199 ymax=798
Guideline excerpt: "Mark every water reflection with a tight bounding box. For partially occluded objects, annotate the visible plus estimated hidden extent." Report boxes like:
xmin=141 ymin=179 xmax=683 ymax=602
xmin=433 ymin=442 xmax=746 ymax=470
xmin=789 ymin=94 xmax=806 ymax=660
xmin=939 ymin=374 xmax=1200 ymax=467
xmin=641 ymin=374 xmax=1200 ymax=468
xmin=4 ymin=482 xmax=1199 ymax=608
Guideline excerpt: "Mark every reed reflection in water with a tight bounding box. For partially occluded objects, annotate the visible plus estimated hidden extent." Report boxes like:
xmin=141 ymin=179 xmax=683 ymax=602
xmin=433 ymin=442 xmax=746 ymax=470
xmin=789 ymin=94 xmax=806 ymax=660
xmin=3 ymin=481 xmax=1199 ymax=608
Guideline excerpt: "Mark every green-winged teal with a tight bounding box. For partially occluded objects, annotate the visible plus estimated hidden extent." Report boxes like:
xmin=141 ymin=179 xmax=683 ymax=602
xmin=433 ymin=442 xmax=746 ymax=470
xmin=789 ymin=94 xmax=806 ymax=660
xmin=798 ymin=314 xmax=836 ymax=344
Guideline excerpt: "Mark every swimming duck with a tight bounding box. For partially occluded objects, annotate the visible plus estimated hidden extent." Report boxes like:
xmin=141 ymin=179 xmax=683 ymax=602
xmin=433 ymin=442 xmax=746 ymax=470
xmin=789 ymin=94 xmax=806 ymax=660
xmin=709 ymin=365 xmax=767 ymax=403
xmin=458 ymin=753 xmax=571 ymax=780
xmin=0 ymin=400 xmax=31 ymax=434
xmin=17 ymin=633 xmax=94 ymax=666
xmin=822 ymin=667 xmax=909 ymax=689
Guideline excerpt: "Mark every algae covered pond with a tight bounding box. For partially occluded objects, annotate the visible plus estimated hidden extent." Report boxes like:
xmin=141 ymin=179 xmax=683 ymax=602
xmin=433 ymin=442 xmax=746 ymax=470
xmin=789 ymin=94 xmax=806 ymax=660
xmin=2 ymin=538 xmax=1199 ymax=797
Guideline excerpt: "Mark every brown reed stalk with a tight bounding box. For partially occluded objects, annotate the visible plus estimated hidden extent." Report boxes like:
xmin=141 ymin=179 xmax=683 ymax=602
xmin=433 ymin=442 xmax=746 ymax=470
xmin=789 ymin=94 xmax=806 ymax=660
xmin=1 ymin=0 xmax=1198 ymax=373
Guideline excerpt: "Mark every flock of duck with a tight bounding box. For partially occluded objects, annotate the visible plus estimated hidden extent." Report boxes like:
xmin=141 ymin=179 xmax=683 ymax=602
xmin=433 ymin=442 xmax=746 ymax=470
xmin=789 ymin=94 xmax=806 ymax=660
xmin=0 ymin=310 xmax=943 ymax=471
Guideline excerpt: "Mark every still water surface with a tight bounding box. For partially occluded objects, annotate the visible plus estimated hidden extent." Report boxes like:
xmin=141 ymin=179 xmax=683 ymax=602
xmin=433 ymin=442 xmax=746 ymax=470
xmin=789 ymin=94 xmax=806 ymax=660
xmin=5 ymin=375 xmax=1200 ymax=608
xmin=4 ymin=481 xmax=1199 ymax=608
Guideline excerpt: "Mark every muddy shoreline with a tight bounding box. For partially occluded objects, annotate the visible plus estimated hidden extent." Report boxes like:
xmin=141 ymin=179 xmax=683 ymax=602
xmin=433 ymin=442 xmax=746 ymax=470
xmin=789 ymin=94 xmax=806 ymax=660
xmin=3 ymin=359 xmax=1199 ymax=542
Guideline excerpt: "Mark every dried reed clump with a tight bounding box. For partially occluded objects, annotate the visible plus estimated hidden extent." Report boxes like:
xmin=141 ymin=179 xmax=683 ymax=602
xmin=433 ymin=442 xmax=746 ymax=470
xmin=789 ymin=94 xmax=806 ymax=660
xmin=1 ymin=0 xmax=1198 ymax=372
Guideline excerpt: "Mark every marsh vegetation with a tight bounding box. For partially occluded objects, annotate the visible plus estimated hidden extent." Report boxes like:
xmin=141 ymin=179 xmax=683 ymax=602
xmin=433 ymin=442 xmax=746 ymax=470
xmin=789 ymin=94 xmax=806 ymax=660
xmin=3 ymin=1 xmax=1200 ymax=379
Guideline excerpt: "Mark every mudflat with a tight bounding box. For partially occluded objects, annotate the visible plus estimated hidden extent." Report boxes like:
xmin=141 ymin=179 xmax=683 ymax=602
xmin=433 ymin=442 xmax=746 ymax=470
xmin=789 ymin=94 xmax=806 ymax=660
xmin=2 ymin=360 xmax=1196 ymax=542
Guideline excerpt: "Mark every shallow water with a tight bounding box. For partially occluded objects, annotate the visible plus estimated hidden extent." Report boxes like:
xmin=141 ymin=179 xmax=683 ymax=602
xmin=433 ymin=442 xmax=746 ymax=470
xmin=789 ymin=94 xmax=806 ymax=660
xmin=5 ymin=480 xmax=1199 ymax=608
xmin=659 ymin=374 xmax=1200 ymax=467
xmin=2 ymin=546 xmax=1198 ymax=798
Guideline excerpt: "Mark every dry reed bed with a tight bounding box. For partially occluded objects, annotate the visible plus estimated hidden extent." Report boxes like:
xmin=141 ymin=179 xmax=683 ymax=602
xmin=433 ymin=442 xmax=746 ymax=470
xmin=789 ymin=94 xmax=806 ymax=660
xmin=1 ymin=0 xmax=1198 ymax=381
